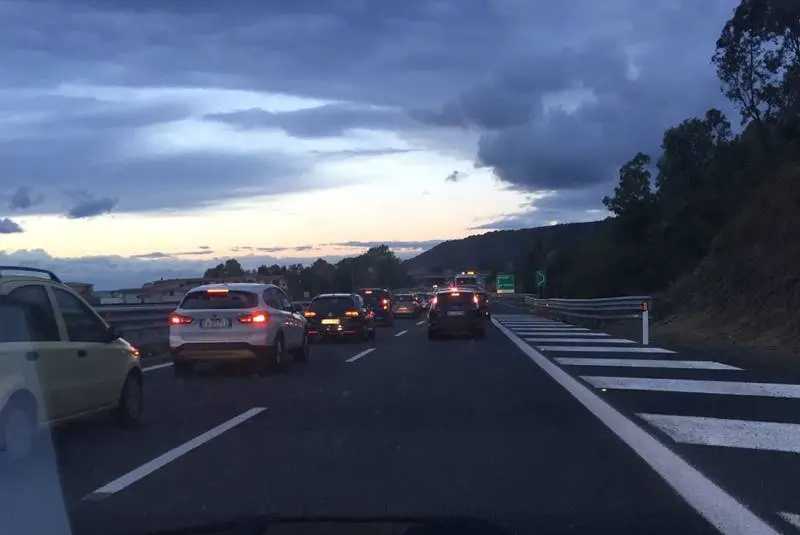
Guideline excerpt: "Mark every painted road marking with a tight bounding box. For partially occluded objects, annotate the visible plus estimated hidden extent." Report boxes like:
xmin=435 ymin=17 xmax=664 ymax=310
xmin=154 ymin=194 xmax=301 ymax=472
xmin=143 ymin=362 xmax=172 ymax=373
xmin=523 ymin=333 xmax=611 ymax=338
xmin=346 ymin=348 xmax=376 ymax=363
xmin=583 ymin=377 xmax=800 ymax=398
xmin=539 ymin=346 xmax=674 ymax=353
xmin=534 ymin=338 xmax=636 ymax=344
xmin=490 ymin=317 xmax=779 ymax=535
xmin=556 ymin=358 xmax=741 ymax=370
xmin=639 ymin=414 xmax=800 ymax=453
xmin=416 ymin=320 xmax=425 ymax=325
xmin=84 ymin=407 xmax=266 ymax=500
xmin=513 ymin=327 xmax=591 ymax=333
xmin=395 ymin=330 xmax=408 ymax=337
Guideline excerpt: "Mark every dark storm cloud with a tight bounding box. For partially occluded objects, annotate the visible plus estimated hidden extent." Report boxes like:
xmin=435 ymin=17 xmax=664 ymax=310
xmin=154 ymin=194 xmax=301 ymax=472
xmin=66 ymin=195 xmax=119 ymax=218
xmin=0 ymin=218 xmax=23 ymax=234
xmin=9 ymin=187 xmax=44 ymax=210
xmin=0 ymin=0 xmax=740 ymax=218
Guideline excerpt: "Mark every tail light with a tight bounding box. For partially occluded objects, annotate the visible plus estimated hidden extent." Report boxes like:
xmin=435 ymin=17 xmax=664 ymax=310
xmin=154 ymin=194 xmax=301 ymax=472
xmin=169 ymin=313 xmax=193 ymax=325
xmin=430 ymin=296 xmax=438 ymax=308
xmin=238 ymin=310 xmax=269 ymax=324
xmin=381 ymin=298 xmax=389 ymax=309
xmin=472 ymin=295 xmax=480 ymax=307
xmin=345 ymin=310 xmax=359 ymax=317
xmin=304 ymin=310 xmax=317 ymax=318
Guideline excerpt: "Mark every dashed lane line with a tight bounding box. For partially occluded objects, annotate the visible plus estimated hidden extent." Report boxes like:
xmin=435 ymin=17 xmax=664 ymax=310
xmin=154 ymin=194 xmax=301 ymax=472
xmin=346 ymin=348 xmax=376 ymax=363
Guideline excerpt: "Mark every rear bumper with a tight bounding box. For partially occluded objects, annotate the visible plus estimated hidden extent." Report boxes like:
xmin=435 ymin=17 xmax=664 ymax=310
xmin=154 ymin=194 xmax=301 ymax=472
xmin=171 ymin=342 xmax=269 ymax=362
xmin=428 ymin=313 xmax=484 ymax=333
xmin=308 ymin=321 xmax=364 ymax=338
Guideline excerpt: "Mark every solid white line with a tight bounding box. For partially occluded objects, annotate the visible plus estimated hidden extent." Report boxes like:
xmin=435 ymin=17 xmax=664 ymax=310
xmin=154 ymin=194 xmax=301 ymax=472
xmin=416 ymin=320 xmax=425 ymax=325
xmin=490 ymin=318 xmax=777 ymax=535
xmin=584 ymin=377 xmax=800 ymax=399
xmin=556 ymin=358 xmax=741 ymax=370
xmin=539 ymin=346 xmax=674 ymax=353
xmin=84 ymin=407 xmax=266 ymax=499
xmin=346 ymin=348 xmax=376 ymax=363
xmin=523 ymin=333 xmax=611 ymax=338
xmin=395 ymin=329 xmax=408 ymax=337
xmin=143 ymin=362 xmax=172 ymax=373
xmin=534 ymin=338 xmax=636 ymax=344
xmin=639 ymin=414 xmax=800 ymax=453
xmin=779 ymin=513 xmax=800 ymax=529
xmin=514 ymin=327 xmax=591 ymax=332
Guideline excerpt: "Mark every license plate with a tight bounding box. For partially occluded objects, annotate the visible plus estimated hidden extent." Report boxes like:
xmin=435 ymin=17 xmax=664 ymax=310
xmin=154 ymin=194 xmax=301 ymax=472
xmin=321 ymin=318 xmax=340 ymax=325
xmin=447 ymin=310 xmax=465 ymax=316
xmin=200 ymin=319 xmax=231 ymax=329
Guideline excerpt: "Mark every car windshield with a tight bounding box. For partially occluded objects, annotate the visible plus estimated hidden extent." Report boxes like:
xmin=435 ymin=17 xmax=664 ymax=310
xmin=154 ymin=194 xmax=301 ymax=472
xmin=310 ymin=297 xmax=354 ymax=315
xmin=180 ymin=290 xmax=258 ymax=309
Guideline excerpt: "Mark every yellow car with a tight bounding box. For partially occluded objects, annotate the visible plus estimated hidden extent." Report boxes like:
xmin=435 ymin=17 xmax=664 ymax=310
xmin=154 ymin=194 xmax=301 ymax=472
xmin=0 ymin=267 xmax=143 ymax=462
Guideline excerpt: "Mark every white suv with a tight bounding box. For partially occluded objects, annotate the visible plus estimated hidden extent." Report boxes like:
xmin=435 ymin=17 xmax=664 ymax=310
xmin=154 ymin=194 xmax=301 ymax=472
xmin=168 ymin=283 xmax=309 ymax=377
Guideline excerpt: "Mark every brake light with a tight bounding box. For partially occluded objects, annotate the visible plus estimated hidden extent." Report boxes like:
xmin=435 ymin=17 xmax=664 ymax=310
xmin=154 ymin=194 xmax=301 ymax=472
xmin=238 ymin=310 xmax=269 ymax=324
xmin=304 ymin=310 xmax=317 ymax=318
xmin=451 ymin=292 xmax=460 ymax=297
xmin=206 ymin=288 xmax=229 ymax=294
xmin=431 ymin=296 xmax=438 ymax=307
xmin=473 ymin=295 xmax=480 ymax=306
xmin=345 ymin=310 xmax=359 ymax=317
xmin=169 ymin=313 xmax=193 ymax=325
xmin=381 ymin=298 xmax=389 ymax=304
xmin=365 ymin=290 xmax=373 ymax=295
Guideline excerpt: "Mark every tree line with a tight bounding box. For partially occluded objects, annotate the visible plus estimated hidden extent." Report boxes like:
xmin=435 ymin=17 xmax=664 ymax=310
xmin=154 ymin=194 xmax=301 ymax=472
xmin=203 ymin=245 xmax=413 ymax=299
xmin=518 ymin=0 xmax=800 ymax=298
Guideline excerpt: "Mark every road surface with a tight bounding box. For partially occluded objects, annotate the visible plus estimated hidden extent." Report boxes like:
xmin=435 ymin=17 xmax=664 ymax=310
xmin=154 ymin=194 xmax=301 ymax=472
xmin=2 ymin=301 xmax=797 ymax=534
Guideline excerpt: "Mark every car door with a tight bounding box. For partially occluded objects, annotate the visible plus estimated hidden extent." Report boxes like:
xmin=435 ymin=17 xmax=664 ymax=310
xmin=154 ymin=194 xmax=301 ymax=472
xmin=5 ymin=283 xmax=74 ymax=421
xmin=51 ymin=286 xmax=123 ymax=413
xmin=263 ymin=288 xmax=292 ymax=346
xmin=275 ymin=288 xmax=304 ymax=347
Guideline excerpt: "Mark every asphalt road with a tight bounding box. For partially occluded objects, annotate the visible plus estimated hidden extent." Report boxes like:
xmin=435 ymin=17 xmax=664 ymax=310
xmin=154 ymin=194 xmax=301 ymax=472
xmin=2 ymin=300 xmax=796 ymax=534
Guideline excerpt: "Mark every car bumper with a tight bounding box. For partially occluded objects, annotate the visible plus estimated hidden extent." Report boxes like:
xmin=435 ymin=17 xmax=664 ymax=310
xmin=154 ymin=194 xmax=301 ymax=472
xmin=429 ymin=314 xmax=484 ymax=333
xmin=171 ymin=342 xmax=270 ymax=362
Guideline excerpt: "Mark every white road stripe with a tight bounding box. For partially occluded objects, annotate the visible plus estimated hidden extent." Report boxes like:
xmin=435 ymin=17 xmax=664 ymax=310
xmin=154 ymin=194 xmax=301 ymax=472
xmin=346 ymin=348 xmax=376 ymax=363
xmin=84 ymin=407 xmax=266 ymax=500
xmin=395 ymin=330 xmax=408 ymax=337
xmin=639 ymin=414 xmax=800 ymax=453
xmin=143 ymin=362 xmax=172 ymax=373
xmin=416 ymin=320 xmax=425 ymax=325
xmin=523 ymin=332 xmax=611 ymax=338
xmin=539 ymin=346 xmax=673 ymax=353
xmin=556 ymin=358 xmax=741 ymax=370
xmin=514 ymin=327 xmax=591 ymax=332
xmin=583 ymin=377 xmax=800 ymax=398
xmin=535 ymin=338 xmax=636 ymax=344
xmin=490 ymin=318 xmax=779 ymax=535
xmin=779 ymin=513 xmax=800 ymax=529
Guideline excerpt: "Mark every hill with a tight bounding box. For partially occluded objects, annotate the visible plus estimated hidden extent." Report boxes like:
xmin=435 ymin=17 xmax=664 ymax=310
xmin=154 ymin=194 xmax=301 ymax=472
xmin=404 ymin=220 xmax=608 ymax=275
xmin=658 ymin=166 xmax=800 ymax=352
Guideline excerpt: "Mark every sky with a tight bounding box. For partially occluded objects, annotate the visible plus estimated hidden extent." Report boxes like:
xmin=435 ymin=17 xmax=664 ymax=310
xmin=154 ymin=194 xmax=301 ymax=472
xmin=0 ymin=0 xmax=739 ymax=289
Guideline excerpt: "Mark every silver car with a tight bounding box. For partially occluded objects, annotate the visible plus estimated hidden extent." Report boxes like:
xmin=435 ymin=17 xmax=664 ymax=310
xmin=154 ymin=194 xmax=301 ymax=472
xmin=168 ymin=283 xmax=309 ymax=376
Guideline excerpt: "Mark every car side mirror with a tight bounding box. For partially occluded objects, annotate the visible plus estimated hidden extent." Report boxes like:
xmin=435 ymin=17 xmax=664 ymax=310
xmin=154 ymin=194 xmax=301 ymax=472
xmin=106 ymin=326 xmax=123 ymax=343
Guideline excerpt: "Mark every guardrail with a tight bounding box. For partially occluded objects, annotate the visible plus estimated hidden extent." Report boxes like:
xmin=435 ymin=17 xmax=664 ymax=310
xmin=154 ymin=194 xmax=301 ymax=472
xmin=94 ymin=301 xmax=313 ymax=356
xmin=523 ymin=295 xmax=652 ymax=345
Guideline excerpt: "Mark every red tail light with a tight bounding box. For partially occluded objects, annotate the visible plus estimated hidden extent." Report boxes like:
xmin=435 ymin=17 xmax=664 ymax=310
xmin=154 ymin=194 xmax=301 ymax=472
xmin=238 ymin=310 xmax=269 ymax=324
xmin=169 ymin=313 xmax=193 ymax=325
xmin=304 ymin=310 xmax=317 ymax=318
xmin=430 ymin=296 xmax=438 ymax=308
xmin=381 ymin=298 xmax=389 ymax=310
xmin=472 ymin=295 xmax=480 ymax=307
xmin=345 ymin=310 xmax=359 ymax=317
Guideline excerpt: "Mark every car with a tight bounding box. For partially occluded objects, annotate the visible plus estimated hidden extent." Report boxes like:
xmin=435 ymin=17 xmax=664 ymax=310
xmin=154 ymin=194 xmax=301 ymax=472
xmin=304 ymin=293 xmax=376 ymax=342
xmin=416 ymin=293 xmax=433 ymax=311
xmin=168 ymin=283 xmax=309 ymax=377
xmin=0 ymin=266 xmax=142 ymax=462
xmin=469 ymin=289 xmax=491 ymax=318
xmin=392 ymin=293 xmax=422 ymax=318
xmin=355 ymin=288 xmax=394 ymax=327
xmin=427 ymin=287 xmax=487 ymax=339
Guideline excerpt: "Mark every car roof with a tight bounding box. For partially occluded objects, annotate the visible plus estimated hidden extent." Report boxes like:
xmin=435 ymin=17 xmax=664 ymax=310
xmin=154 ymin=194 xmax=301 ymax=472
xmin=0 ymin=266 xmax=62 ymax=284
xmin=314 ymin=293 xmax=354 ymax=299
xmin=435 ymin=287 xmax=477 ymax=294
xmin=188 ymin=282 xmax=278 ymax=293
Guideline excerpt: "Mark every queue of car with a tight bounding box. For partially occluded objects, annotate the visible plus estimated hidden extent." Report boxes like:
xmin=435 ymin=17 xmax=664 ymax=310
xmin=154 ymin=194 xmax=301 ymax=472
xmin=0 ymin=265 xmax=493 ymax=463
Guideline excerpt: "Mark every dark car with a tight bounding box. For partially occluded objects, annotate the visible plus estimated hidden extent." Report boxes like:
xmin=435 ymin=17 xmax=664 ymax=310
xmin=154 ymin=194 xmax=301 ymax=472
xmin=428 ymin=288 xmax=486 ymax=339
xmin=304 ymin=293 xmax=376 ymax=341
xmin=474 ymin=290 xmax=491 ymax=318
xmin=355 ymin=288 xmax=394 ymax=327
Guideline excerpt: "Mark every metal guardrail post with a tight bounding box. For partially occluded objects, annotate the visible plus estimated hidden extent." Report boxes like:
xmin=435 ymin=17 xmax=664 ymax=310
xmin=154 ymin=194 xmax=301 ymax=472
xmin=642 ymin=301 xmax=649 ymax=346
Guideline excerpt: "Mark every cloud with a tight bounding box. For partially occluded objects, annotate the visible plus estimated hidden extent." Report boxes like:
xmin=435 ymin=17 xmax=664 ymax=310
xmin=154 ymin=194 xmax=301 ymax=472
xmin=445 ymin=170 xmax=466 ymax=183
xmin=130 ymin=252 xmax=171 ymax=259
xmin=0 ymin=218 xmax=23 ymax=234
xmin=66 ymin=194 xmax=119 ymax=219
xmin=330 ymin=240 xmax=443 ymax=251
xmin=9 ymin=187 xmax=45 ymax=210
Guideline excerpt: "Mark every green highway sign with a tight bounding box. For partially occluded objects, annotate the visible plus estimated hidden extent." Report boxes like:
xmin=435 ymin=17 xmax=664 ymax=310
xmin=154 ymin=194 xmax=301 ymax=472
xmin=496 ymin=274 xmax=515 ymax=294
xmin=535 ymin=270 xmax=547 ymax=288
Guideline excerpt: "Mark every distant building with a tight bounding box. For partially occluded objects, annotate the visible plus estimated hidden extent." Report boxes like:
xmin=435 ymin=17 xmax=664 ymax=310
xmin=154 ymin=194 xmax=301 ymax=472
xmin=95 ymin=288 xmax=143 ymax=305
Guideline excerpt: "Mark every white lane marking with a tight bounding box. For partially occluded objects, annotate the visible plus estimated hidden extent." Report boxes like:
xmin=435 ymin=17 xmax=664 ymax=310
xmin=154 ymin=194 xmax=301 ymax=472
xmin=534 ymin=338 xmax=636 ymax=344
xmin=84 ymin=407 xmax=266 ymax=500
xmin=513 ymin=327 xmax=591 ymax=332
xmin=540 ymin=346 xmax=674 ymax=353
xmin=416 ymin=320 xmax=425 ymax=325
xmin=523 ymin=332 xmax=611 ymax=338
xmin=584 ymin=377 xmax=800 ymax=399
xmin=395 ymin=330 xmax=408 ymax=337
xmin=639 ymin=414 xmax=800 ymax=453
xmin=143 ymin=362 xmax=172 ymax=373
xmin=556 ymin=358 xmax=741 ymax=370
xmin=490 ymin=318 xmax=778 ymax=535
xmin=779 ymin=513 xmax=800 ymax=529
xmin=346 ymin=348 xmax=376 ymax=363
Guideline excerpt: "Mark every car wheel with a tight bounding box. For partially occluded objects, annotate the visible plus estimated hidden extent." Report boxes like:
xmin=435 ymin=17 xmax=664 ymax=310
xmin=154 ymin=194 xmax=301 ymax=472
xmin=113 ymin=372 xmax=143 ymax=428
xmin=0 ymin=394 xmax=37 ymax=462
xmin=259 ymin=336 xmax=284 ymax=376
xmin=292 ymin=331 xmax=309 ymax=363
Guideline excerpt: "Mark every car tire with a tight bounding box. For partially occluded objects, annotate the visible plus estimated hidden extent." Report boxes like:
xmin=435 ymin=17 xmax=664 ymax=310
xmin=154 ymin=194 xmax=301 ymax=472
xmin=173 ymin=361 xmax=194 ymax=378
xmin=292 ymin=331 xmax=310 ymax=363
xmin=0 ymin=393 xmax=37 ymax=462
xmin=113 ymin=372 xmax=143 ymax=428
xmin=259 ymin=336 xmax=284 ymax=376
xmin=368 ymin=327 xmax=376 ymax=340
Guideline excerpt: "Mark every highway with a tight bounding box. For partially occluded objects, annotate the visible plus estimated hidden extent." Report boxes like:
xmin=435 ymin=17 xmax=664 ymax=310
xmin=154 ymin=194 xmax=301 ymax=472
xmin=2 ymin=301 xmax=799 ymax=534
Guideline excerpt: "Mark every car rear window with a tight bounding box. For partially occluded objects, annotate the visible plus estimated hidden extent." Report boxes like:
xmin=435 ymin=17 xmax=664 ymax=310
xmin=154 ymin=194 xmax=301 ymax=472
xmin=436 ymin=292 xmax=474 ymax=305
xmin=358 ymin=290 xmax=388 ymax=305
xmin=310 ymin=297 xmax=355 ymax=315
xmin=395 ymin=294 xmax=413 ymax=302
xmin=180 ymin=290 xmax=259 ymax=310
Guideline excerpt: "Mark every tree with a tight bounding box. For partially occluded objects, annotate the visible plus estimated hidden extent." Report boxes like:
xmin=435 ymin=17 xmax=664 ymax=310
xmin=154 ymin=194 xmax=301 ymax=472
xmin=602 ymin=153 xmax=657 ymax=241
